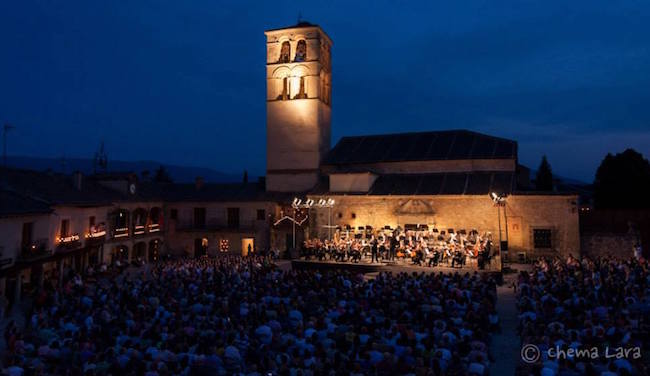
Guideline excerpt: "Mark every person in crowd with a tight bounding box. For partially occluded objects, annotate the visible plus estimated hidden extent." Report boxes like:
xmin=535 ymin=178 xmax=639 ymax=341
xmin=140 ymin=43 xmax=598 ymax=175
xmin=2 ymin=255 xmax=499 ymax=375
xmin=516 ymin=256 xmax=650 ymax=376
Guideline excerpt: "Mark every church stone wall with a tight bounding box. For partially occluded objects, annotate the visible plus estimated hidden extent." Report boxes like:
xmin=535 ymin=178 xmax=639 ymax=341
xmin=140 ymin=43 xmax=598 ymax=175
xmin=309 ymin=194 xmax=580 ymax=258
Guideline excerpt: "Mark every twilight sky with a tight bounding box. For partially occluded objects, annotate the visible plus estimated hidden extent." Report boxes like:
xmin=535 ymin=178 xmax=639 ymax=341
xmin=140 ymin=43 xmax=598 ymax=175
xmin=1 ymin=0 xmax=649 ymax=182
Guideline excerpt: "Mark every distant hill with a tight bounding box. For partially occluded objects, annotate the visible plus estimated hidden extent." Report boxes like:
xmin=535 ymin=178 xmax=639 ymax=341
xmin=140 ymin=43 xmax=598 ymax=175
xmin=5 ymin=156 xmax=243 ymax=183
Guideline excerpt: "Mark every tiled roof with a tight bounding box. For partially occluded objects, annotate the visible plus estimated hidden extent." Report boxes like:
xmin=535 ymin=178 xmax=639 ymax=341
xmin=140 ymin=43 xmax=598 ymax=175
xmin=0 ymin=168 xmax=289 ymax=215
xmin=0 ymin=168 xmax=117 ymax=206
xmin=144 ymin=182 xmax=291 ymax=202
xmin=0 ymin=190 xmax=52 ymax=217
xmin=323 ymin=130 xmax=517 ymax=165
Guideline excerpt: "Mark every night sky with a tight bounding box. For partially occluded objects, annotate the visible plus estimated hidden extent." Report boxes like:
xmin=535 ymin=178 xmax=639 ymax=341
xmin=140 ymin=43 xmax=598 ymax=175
xmin=1 ymin=1 xmax=649 ymax=182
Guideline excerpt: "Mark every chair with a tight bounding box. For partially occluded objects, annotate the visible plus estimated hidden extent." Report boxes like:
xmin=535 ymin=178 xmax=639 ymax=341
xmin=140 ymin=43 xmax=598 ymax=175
xmin=517 ymin=252 xmax=527 ymax=263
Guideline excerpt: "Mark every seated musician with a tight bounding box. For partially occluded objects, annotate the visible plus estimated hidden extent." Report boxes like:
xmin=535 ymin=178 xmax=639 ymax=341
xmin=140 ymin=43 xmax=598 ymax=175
xmin=336 ymin=243 xmax=345 ymax=262
xmin=412 ymin=245 xmax=423 ymax=265
xmin=350 ymin=242 xmax=362 ymax=263
xmin=429 ymin=247 xmax=440 ymax=267
xmin=378 ymin=241 xmax=386 ymax=261
xmin=451 ymin=247 xmax=466 ymax=268
xmin=403 ymin=245 xmax=413 ymax=259
xmin=443 ymin=245 xmax=453 ymax=264
xmin=478 ymin=239 xmax=492 ymax=269
xmin=317 ymin=242 xmax=326 ymax=261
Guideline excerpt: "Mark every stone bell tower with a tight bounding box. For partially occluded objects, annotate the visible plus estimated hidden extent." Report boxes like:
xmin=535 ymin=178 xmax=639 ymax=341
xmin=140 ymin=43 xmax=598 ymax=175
xmin=264 ymin=22 xmax=332 ymax=192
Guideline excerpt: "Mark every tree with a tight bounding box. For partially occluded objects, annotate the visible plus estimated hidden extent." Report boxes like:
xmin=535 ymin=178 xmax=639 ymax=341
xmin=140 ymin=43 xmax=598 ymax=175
xmin=594 ymin=149 xmax=650 ymax=209
xmin=243 ymin=169 xmax=248 ymax=183
xmin=535 ymin=155 xmax=554 ymax=191
xmin=153 ymin=165 xmax=173 ymax=183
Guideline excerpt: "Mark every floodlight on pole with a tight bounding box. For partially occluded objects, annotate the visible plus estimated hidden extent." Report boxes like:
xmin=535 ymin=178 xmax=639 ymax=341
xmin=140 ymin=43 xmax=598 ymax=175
xmin=489 ymin=192 xmax=509 ymax=270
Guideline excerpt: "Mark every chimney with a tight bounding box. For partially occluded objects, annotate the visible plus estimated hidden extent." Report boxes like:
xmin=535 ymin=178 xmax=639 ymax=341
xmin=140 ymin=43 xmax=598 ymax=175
xmin=73 ymin=171 xmax=83 ymax=191
xmin=195 ymin=176 xmax=204 ymax=190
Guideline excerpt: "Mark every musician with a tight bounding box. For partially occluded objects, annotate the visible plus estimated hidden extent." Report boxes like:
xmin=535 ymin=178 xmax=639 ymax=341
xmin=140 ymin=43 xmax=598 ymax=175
xmin=451 ymin=247 xmax=466 ymax=268
xmin=412 ymin=246 xmax=424 ymax=265
xmin=479 ymin=239 xmax=492 ymax=270
xmin=371 ymin=241 xmax=379 ymax=263
xmin=428 ymin=248 xmax=440 ymax=267
xmin=379 ymin=241 xmax=386 ymax=262
xmin=350 ymin=242 xmax=362 ymax=263
xmin=389 ymin=236 xmax=397 ymax=261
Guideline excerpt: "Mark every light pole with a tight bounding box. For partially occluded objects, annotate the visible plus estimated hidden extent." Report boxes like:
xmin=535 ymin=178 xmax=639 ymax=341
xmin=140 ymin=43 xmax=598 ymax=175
xmin=317 ymin=198 xmax=336 ymax=241
xmin=491 ymin=192 xmax=508 ymax=269
xmin=275 ymin=197 xmax=336 ymax=251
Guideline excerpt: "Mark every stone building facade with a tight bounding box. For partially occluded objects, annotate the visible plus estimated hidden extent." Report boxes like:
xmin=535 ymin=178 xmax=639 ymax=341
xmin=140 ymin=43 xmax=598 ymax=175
xmin=309 ymin=194 xmax=579 ymax=259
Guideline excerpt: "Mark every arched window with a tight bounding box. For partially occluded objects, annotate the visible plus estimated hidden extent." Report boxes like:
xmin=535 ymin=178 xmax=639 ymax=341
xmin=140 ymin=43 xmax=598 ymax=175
xmin=278 ymin=41 xmax=290 ymax=63
xmin=294 ymin=40 xmax=307 ymax=62
xmin=277 ymin=77 xmax=289 ymax=100
xmin=294 ymin=76 xmax=307 ymax=99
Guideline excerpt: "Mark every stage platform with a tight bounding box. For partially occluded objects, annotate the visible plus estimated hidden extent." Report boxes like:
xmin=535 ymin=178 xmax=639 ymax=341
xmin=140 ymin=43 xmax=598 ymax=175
xmin=292 ymin=259 xmax=387 ymax=273
xmin=291 ymin=259 xmax=502 ymax=278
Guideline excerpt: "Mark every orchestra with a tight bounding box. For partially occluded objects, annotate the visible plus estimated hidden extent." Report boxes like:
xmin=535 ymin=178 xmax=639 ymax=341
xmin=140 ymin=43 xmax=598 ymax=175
xmin=300 ymin=227 xmax=495 ymax=269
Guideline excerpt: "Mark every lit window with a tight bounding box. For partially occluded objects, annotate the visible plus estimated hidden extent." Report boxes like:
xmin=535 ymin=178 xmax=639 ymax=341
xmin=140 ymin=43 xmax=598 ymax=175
xmin=278 ymin=41 xmax=290 ymax=63
xmin=294 ymin=40 xmax=307 ymax=62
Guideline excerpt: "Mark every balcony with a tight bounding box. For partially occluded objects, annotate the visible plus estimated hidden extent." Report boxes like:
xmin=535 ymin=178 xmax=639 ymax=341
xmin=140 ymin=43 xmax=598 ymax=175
xmin=133 ymin=224 xmax=146 ymax=236
xmin=112 ymin=227 xmax=129 ymax=239
xmin=56 ymin=234 xmax=81 ymax=251
xmin=85 ymin=225 xmax=107 ymax=245
xmin=148 ymin=223 xmax=161 ymax=233
xmin=19 ymin=243 xmax=52 ymax=263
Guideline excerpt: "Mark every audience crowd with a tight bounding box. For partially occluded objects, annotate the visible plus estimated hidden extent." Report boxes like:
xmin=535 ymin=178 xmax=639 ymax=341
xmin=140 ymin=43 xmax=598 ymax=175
xmin=2 ymin=255 xmax=499 ymax=375
xmin=516 ymin=256 xmax=650 ymax=376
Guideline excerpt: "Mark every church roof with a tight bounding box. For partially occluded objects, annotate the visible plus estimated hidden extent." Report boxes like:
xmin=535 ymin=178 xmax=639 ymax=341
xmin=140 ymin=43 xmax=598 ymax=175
xmin=265 ymin=21 xmax=319 ymax=32
xmin=323 ymin=130 xmax=517 ymax=166
xmin=311 ymin=171 xmax=516 ymax=196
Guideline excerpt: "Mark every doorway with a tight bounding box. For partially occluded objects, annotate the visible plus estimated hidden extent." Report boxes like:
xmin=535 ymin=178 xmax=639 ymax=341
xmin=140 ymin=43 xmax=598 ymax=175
xmin=241 ymin=238 xmax=254 ymax=256
xmin=111 ymin=246 xmax=129 ymax=263
xmin=194 ymin=238 xmax=208 ymax=258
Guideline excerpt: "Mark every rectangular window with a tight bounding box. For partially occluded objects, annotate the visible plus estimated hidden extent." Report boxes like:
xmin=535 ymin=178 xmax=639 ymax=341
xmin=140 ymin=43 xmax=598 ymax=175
xmin=193 ymin=208 xmax=206 ymax=229
xmin=170 ymin=208 xmax=178 ymax=220
xmin=60 ymin=219 xmax=70 ymax=238
xmin=227 ymin=207 xmax=240 ymax=229
xmin=533 ymin=229 xmax=552 ymax=249
xmin=256 ymin=209 xmax=265 ymax=221
xmin=21 ymin=222 xmax=34 ymax=249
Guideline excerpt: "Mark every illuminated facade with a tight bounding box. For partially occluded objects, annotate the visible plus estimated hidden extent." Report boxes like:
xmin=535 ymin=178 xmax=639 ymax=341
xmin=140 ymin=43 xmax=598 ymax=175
xmin=264 ymin=23 xmax=581 ymax=259
xmin=265 ymin=22 xmax=332 ymax=192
